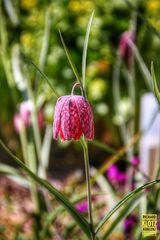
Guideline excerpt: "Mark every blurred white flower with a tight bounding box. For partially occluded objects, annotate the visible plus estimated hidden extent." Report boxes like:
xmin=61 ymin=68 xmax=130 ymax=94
xmin=96 ymin=103 xmax=109 ymax=116
xmin=113 ymin=97 xmax=133 ymax=125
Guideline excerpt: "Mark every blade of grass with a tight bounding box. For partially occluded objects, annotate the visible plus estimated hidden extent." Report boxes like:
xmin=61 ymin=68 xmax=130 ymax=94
xmin=151 ymin=62 xmax=160 ymax=103
xmin=89 ymin=139 xmax=116 ymax=154
xmin=0 ymin=163 xmax=20 ymax=175
xmin=24 ymin=58 xmax=59 ymax=98
xmin=102 ymin=193 xmax=143 ymax=239
xmin=128 ymin=41 xmax=152 ymax=90
xmin=95 ymin=179 xmax=160 ymax=235
xmin=82 ymin=11 xmax=94 ymax=89
xmin=0 ymin=139 xmax=93 ymax=239
xmin=59 ymin=30 xmax=82 ymax=84
xmin=39 ymin=8 xmax=51 ymax=71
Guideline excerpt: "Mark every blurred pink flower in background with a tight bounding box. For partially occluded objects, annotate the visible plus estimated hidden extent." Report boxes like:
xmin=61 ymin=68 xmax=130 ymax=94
xmin=116 ymin=171 xmax=128 ymax=185
xmin=19 ymin=101 xmax=32 ymax=128
xmin=107 ymin=164 xmax=128 ymax=185
xmin=107 ymin=164 xmax=119 ymax=183
xmin=53 ymin=95 xmax=94 ymax=141
xmin=75 ymin=200 xmax=88 ymax=213
xmin=13 ymin=101 xmax=44 ymax=133
xmin=119 ymin=31 xmax=135 ymax=67
xmin=131 ymin=156 xmax=140 ymax=167
xmin=13 ymin=113 xmax=23 ymax=133
xmin=123 ymin=215 xmax=137 ymax=235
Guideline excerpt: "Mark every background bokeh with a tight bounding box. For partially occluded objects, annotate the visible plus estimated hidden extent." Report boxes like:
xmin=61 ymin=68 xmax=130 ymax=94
xmin=0 ymin=0 xmax=160 ymax=239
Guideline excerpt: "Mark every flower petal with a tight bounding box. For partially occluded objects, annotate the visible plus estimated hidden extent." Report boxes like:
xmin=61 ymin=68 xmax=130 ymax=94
xmin=53 ymin=96 xmax=69 ymax=139
xmin=74 ymin=96 xmax=94 ymax=140
xmin=68 ymin=98 xmax=82 ymax=140
xmin=61 ymin=97 xmax=82 ymax=140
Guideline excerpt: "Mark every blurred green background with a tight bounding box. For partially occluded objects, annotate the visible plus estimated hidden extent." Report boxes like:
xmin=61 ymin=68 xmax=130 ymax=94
xmin=0 ymin=1 xmax=160 ymax=240
xmin=0 ymin=0 xmax=160 ymax=165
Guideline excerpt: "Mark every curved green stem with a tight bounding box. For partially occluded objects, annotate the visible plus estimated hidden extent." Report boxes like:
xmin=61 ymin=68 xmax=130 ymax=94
xmin=81 ymin=138 xmax=94 ymax=239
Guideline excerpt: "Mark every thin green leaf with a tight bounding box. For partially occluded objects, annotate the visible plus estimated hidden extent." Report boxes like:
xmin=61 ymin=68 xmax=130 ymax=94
xmin=0 ymin=163 xmax=20 ymax=175
xmin=90 ymin=140 xmax=116 ymax=154
xmin=24 ymin=58 xmax=59 ymax=98
xmin=128 ymin=41 xmax=152 ymax=90
xmin=82 ymin=10 xmax=94 ymax=89
xmin=102 ymin=194 xmax=143 ymax=239
xmin=95 ymin=179 xmax=160 ymax=235
xmin=0 ymin=139 xmax=92 ymax=239
xmin=59 ymin=30 xmax=81 ymax=84
xmin=151 ymin=61 xmax=160 ymax=103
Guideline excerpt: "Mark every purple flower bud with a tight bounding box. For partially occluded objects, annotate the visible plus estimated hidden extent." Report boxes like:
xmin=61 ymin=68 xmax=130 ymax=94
xmin=124 ymin=215 xmax=137 ymax=234
xmin=107 ymin=165 xmax=119 ymax=183
xmin=107 ymin=164 xmax=128 ymax=185
xmin=131 ymin=156 xmax=140 ymax=167
xmin=117 ymin=171 xmax=128 ymax=184
xmin=53 ymin=95 xmax=94 ymax=141
xmin=119 ymin=31 xmax=135 ymax=67
xmin=75 ymin=201 xmax=88 ymax=213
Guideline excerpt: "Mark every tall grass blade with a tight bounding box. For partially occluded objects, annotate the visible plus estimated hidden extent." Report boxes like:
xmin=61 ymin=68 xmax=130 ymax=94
xmin=0 ymin=139 xmax=93 ymax=239
xmin=151 ymin=62 xmax=160 ymax=103
xmin=82 ymin=11 xmax=94 ymax=89
xmin=95 ymin=179 xmax=160 ymax=234
xmin=59 ymin=30 xmax=81 ymax=84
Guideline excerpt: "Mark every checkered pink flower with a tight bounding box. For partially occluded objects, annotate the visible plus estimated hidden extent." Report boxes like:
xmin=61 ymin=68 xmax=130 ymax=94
xmin=53 ymin=95 xmax=94 ymax=141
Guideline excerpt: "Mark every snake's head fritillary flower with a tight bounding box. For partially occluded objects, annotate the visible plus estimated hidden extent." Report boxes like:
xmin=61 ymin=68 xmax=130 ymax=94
xmin=119 ymin=31 xmax=135 ymax=67
xmin=53 ymin=95 xmax=94 ymax=141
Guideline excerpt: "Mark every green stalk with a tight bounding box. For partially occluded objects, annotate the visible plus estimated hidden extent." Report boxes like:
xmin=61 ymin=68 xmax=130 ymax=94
xmin=0 ymin=3 xmax=17 ymax=104
xmin=81 ymin=138 xmax=94 ymax=239
xmin=26 ymin=76 xmax=45 ymax=178
xmin=27 ymin=141 xmax=40 ymax=213
xmin=19 ymin=123 xmax=28 ymax=165
xmin=19 ymin=124 xmax=40 ymax=213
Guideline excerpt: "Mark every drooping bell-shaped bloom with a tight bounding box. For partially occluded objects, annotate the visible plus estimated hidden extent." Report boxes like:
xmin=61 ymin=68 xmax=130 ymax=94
xmin=119 ymin=31 xmax=135 ymax=67
xmin=53 ymin=95 xmax=94 ymax=141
